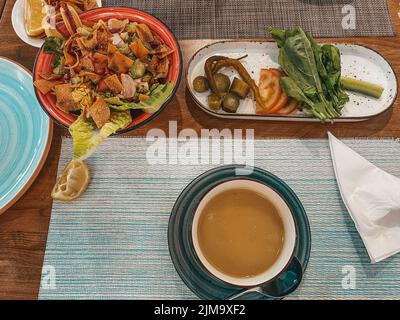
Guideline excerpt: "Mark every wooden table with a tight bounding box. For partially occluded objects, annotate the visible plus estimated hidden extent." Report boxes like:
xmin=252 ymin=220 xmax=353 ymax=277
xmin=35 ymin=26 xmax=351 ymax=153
xmin=0 ymin=0 xmax=399 ymax=299
xmin=0 ymin=0 xmax=6 ymax=17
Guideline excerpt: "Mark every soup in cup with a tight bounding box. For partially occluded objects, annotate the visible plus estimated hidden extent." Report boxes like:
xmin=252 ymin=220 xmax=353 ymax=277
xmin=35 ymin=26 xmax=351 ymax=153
xmin=192 ymin=179 xmax=298 ymax=288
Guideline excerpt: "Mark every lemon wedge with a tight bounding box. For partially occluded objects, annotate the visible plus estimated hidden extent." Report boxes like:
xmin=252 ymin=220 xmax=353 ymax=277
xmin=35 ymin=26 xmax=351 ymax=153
xmin=24 ymin=0 xmax=46 ymax=37
xmin=51 ymin=159 xmax=90 ymax=201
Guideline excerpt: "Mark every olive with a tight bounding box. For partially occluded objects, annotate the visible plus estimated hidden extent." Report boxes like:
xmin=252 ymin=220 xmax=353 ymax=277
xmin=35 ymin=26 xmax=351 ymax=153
xmin=230 ymin=77 xmax=250 ymax=99
xmin=193 ymin=76 xmax=209 ymax=93
xmin=208 ymin=93 xmax=223 ymax=111
xmin=214 ymin=73 xmax=230 ymax=93
xmin=222 ymin=93 xmax=240 ymax=113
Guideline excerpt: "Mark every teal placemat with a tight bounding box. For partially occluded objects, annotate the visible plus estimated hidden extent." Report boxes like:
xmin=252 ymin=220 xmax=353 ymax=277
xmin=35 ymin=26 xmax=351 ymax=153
xmin=39 ymin=137 xmax=400 ymax=299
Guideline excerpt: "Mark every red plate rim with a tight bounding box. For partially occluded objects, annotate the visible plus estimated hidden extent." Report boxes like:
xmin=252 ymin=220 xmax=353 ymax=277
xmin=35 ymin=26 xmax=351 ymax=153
xmin=33 ymin=6 xmax=182 ymax=134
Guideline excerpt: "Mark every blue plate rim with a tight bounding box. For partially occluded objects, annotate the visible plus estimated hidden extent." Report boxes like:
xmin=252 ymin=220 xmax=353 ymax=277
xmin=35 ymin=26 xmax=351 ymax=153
xmin=0 ymin=56 xmax=53 ymax=214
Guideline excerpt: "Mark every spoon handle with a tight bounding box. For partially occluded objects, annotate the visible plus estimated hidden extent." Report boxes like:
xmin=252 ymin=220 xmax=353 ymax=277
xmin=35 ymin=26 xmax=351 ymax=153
xmin=225 ymin=287 xmax=261 ymax=300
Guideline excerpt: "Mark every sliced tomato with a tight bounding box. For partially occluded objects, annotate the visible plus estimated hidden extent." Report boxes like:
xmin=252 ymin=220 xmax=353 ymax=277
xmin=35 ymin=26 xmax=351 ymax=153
xmin=268 ymin=69 xmax=288 ymax=113
xmin=270 ymin=68 xmax=286 ymax=77
xmin=257 ymin=69 xmax=282 ymax=114
xmin=269 ymin=90 xmax=288 ymax=114
xmin=276 ymin=98 xmax=301 ymax=115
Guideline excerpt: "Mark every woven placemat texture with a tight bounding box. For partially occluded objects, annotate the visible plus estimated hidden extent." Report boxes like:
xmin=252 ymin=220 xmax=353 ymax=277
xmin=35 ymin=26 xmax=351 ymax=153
xmin=103 ymin=0 xmax=394 ymax=38
xmin=39 ymin=136 xmax=400 ymax=299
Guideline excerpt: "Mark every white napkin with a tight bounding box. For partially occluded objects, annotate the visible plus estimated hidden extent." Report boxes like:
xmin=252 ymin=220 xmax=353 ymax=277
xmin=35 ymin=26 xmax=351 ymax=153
xmin=328 ymin=132 xmax=400 ymax=263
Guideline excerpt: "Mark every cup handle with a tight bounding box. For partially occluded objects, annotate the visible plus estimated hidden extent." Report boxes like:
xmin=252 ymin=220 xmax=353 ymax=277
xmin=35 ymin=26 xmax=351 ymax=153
xmin=261 ymin=256 xmax=303 ymax=298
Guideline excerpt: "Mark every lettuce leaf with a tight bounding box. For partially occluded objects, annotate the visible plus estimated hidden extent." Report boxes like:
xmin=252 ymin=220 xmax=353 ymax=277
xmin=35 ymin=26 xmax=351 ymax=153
xmin=105 ymin=100 xmax=146 ymax=111
xmin=104 ymin=82 xmax=173 ymax=112
xmin=269 ymin=27 xmax=349 ymax=122
xmin=69 ymin=110 xmax=132 ymax=160
xmin=103 ymin=96 xmax=145 ymax=110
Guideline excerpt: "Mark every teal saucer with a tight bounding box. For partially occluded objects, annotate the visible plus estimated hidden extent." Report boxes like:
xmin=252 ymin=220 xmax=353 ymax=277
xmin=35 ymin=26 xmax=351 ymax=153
xmin=168 ymin=165 xmax=311 ymax=300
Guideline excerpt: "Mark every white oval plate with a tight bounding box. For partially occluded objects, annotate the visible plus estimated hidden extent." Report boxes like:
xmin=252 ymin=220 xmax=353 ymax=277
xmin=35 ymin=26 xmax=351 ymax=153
xmin=12 ymin=0 xmax=102 ymax=48
xmin=186 ymin=41 xmax=398 ymax=122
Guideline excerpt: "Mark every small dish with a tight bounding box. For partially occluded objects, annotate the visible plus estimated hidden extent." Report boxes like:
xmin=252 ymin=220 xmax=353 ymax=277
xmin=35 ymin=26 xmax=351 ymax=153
xmin=32 ymin=7 xmax=182 ymax=134
xmin=11 ymin=0 xmax=103 ymax=48
xmin=186 ymin=41 xmax=397 ymax=122
xmin=0 ymin=57 xmax=52 ymax=214
xmin=168 ymin=165 xmax=311 ymax=300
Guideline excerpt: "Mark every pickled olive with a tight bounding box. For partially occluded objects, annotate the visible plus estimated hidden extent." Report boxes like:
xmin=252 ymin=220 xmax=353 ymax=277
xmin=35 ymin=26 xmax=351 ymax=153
xmin=214 ymin=73 xmax=231 ymax=93
xmin=193 ymin=76 xmax=209 ymax=93
xmin=230 ymin=77 xmax=250 ymax=98
xmin=222 ymin=93 xmax=240 ymax=113
xmin=212 ymin=58 xmax=263 ymax=107
xmin=208 ymin=93 xmax=223 ymax=110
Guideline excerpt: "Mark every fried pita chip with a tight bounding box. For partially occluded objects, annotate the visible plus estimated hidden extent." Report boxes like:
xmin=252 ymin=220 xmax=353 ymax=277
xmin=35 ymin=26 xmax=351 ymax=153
xmin=129 ymin=39 xmax=149 ymax=59
xmin=39 ymin=72 xmax=63 ymax=81
xmin=94 ymin=20 xmax=112 ymax=51
xmin=107 ymin=43 xmax=119 ymax=55
xmin=54 ymin=83 xmax=79 ymax=112
xmin=135 ymin=23 xmax=154 ymax=43
xmin=103 ymin=74 xmax=123 ymax=94
xmin=151 ymin=44 xmax=174 ymax=59
xmin=87 ymin=96 xmax=110 ymax=128
xmin=108 ymin=51 xmax=133 ymax=74
xmin=79 ymin=71 xmax=102 ymax=84
xmin=150 ymin=34 xmax=163 ymax=46
xmin=34 ymin=79 xmax=63 ymax=95
xmin=93 ymin=52 xmax=108 ymax=69
xmin=155 ymin=57 xmax=170 ymax=79
xmin=147 ymin=55 xmax=159 ymax=76
xmin=82 ymin=0 xmax=98 ymax=11
xmin=80 ymin=55 xmax=95 ymax=71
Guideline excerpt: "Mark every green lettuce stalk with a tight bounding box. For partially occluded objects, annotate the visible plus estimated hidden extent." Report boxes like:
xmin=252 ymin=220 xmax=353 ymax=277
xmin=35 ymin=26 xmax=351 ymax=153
xmin=69 ymin=110 xmax=132 ymax=160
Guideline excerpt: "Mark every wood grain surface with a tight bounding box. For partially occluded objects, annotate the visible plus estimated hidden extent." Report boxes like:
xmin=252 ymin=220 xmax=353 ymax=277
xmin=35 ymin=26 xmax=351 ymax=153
xmin=0 ymin=0 xmax=399 ymax=299
xmin=0 ymin=0 xmax=5 ymax=17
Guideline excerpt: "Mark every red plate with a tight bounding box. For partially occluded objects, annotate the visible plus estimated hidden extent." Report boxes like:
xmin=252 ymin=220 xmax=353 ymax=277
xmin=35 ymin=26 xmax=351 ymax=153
xmin=33 ymin=7 xmax=182 ymax=134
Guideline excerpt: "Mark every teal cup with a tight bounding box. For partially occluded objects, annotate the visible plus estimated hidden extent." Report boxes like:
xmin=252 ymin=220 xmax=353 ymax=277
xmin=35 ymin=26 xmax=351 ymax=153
xmin=168 ymin=165 xmax=311 ymax=300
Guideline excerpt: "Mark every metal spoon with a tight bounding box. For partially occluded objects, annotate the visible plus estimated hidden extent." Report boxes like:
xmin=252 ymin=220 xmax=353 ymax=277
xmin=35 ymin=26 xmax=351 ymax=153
xmin=225 ymin=256 xmax=303 ymax=300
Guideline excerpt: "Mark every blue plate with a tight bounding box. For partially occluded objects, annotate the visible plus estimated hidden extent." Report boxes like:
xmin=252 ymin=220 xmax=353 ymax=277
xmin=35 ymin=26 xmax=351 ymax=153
xmin=0 ymin=57 xmax=52 ymax=214
xmin=168 ymin=165 xmax=311 ymax=300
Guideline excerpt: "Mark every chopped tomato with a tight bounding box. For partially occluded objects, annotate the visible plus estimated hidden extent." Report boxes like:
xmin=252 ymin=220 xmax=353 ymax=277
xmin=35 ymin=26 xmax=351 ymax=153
xmin=257 ymin=69 xmax=282 ymax=114
xmin=276 ymin=98 xmax=300 ymax=115
xmin=95 ymin=68 xmax=105 ymax=75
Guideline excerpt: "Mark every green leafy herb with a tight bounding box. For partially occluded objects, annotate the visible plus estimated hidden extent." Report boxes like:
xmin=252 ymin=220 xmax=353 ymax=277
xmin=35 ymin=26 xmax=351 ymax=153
xmin=269 ymin=27 xmax=349 ymax=122
xmin=43 ymin=36 xmax=64 ymax=68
